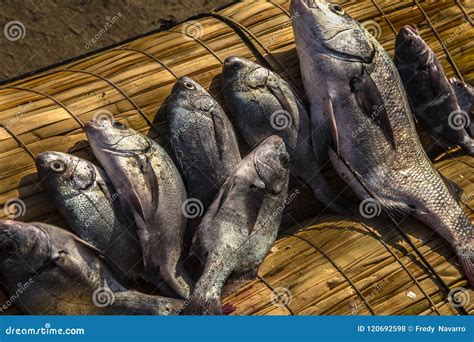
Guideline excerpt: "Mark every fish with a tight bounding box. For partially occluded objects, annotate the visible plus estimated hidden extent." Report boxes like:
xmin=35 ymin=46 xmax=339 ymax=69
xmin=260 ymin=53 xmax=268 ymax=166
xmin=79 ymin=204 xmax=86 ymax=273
xmin=222 ymin=56 xmax=351 ymax=214
xmin=291 ymin=0 xmax=474 ymax=285
xmin=167 ymin=76 xmax=241 ymax=225
xmin=35 ymin=151 xmax=167 ymax=292
xmin=394 ymin=25 xmax=474 ymax=156
xmin=182 ymin=135 xmax=290 ymax=315
xmin=84 ymin=119 xmax=194 ymax=298
xmin=449 ymin=77 xmax=474 ymax=137
xmin=0 ymin=220 xmax=183 ymax=315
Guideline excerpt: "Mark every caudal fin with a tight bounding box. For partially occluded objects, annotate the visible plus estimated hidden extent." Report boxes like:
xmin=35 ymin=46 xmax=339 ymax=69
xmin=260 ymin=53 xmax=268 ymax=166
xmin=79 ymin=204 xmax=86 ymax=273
xmin=457 ymin=250 xmax=474 ymax=287
xmin=308 ymin=174 xmax=355 ymax=216
xmin=180 ymin=293 xmax=222 ymax=315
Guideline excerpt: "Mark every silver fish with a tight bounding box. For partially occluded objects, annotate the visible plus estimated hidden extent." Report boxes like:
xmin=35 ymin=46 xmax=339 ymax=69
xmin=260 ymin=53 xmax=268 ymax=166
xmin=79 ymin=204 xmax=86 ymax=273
xmin=291 ymin=0 xmax=473 ymax=285
xmin=222 ymin=56 xmax=350 ymax=214
xmin=0 ymin=220 xmax=183 ymax=315
xmin=449 ymin=77 xmax=474 ymax=137
xmin=394 ymin=25 xmax=474 ymax=155
xmin=85 ymin=120 xmax=193 ymax=298
xmin=182 ymin=135 xmax=290 ymax=315
xmin=167 ymin=76 xmax=241 ymax=219
xmin=35 ymin=151 xmax=167 ymax=291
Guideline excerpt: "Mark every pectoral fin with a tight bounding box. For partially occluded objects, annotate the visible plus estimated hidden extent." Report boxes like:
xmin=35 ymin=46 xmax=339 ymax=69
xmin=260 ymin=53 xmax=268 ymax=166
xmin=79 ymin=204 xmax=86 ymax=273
xmin=267 ymin=79 xmax=299 ymax=134
xmin=350 ymin=66 xmax=396 ymax=150
xmin=210 ymin=109 xmax=227 ymax=161
xmin=323 ymin=95 xmax=340 ymax=156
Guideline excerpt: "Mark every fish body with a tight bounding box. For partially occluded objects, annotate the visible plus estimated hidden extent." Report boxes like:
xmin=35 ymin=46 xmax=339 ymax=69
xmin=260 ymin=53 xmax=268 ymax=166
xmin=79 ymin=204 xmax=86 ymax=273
xmin=291 ymin=0 xmax=473 ymax=285
xmin=450 ymin=77 xmax=474 ymax=137
xmin=222 ymin=56 xmax=350 ymax=214
xmin=182 ymin=135 xmax=290 ymax=315
xmin=0 ymin=220 xmax=183 ymax=315
xmin=35 ymin=152 xmax=145 ymax=284
xmin=85 ymin=120 xmax=193 ymax=298
xmin=394 ymin=25 xmax=474 ymax=155
xmin=167 ymin=76 xmax=241 ymax=217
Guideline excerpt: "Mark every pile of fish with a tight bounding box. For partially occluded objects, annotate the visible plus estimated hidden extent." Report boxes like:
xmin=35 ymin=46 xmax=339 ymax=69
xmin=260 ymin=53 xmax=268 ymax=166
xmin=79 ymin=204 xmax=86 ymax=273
xmin=0 ymin=0 xmax=472 ymax=315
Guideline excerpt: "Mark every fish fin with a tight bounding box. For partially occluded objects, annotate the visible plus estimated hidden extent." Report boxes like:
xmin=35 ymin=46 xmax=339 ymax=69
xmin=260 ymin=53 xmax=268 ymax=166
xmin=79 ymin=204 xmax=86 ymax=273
xmin=227 ymin=267 xmax=259 ymax=283
xmin=133 ymin=211 xmax=151 ymax=271
xmin=210 ymin=108 xmax=227 ymax=161
xmin=457 ymin=249 xmax=474 ymax=287
xmin=439 ymin=173 xmax=463 ymax=203
xmin=350 ymin=66 xmax=396 ymax=150
xmin=427 ymin=55 xmax=443 ymax=97
xmin=70 ymin=233 xmax=105 ymax=257
xmin=266 ymin=79 xmax=299 ymax=133
xmin=137 ymin=154 xmax=159 ymax=209
xmin=180 ymin=295 xmax=222 ymax=315
xmin=323 ymin=95 xmax=340 ymax=156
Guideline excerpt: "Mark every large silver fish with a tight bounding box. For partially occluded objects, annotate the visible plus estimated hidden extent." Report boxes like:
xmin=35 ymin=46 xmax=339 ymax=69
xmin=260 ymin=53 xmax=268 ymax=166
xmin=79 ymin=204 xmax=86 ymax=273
xmin=394 ymin=25 xmax=474 ymax=155
xmin=222 ymin=56 xmax=350 ymax=214
xmin=291 ymin=1 xmax=473 ymax=285
xmin=449 ymin=77 xmax=474 ymax=137
xmin=0 ymin=220 xmax=183 ymax=315
xmin=35 ymin=151 xmax=166 ymax=291
xmin=85 ymin=120 xmax=193 ymax=298
xmin=167 ymin=76 xmax=241 ymax=219
xmin=182 ymin=135 xmax=290 ymax=315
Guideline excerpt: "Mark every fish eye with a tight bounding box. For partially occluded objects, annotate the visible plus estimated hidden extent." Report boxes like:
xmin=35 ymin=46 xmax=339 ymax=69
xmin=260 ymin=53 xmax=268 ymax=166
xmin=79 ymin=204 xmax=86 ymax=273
xmin=330 ymin=4 xmax=345 ymax=15
xmin=4 ymin=240 xmax=18 ymax=255
xmin=279 ymin=153 xmax=290 ymax=169
xmin=112 ymin=121 xmax=126 ymax=129
xmin=184 ymin=81 xmax=195 ymax=90
xmin=50 ymin=161 xmax=66 ymax=173
xmin=455 ymin=82 xmax=462 ymax=88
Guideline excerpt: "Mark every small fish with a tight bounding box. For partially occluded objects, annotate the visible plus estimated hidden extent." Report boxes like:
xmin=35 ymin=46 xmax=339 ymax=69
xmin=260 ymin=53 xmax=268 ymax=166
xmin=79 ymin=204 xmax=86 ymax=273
xmin=291 ymin=0 xmax=473 ymax=285
xmin=182 ymin=135 xmax=290 ymax=315
xmin=0 ymin=220 xmax=183 ymax=315
xmin=394 ymin=25 xmax=474 ymax=155
xmin=35 ymin=151 xmax=167 ymax=291
xmin=222 ymin=56 xmax=350 ymax=214
xmin=167 ymin=76 xmax=241 ymax=223
xmin=449 ymin=77 xmax=474 ymax=137
xmin=85 ymin=120 xmax=193 ymax=298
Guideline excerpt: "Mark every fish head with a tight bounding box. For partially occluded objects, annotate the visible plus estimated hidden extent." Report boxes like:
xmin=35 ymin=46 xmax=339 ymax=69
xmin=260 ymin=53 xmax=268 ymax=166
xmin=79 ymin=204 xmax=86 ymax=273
xmin=253 ymin=135 xmax=290 ymax=195
xmin=290 ymin=0 xmax=374 ymax=63
xmin=35 ymin=152 xmax=97 ymax=195
xmin=395 ymin=25 xmax=430 ymax=71
xmin=168 ymin=76 xmax=216 ymax=122
xmin=223 ymin=56 xmax=269 ymax=91
xmin=84 ymin=119 xmax=150 ymax=157
xmin=0 ymin=220 xmax=51 ymax=277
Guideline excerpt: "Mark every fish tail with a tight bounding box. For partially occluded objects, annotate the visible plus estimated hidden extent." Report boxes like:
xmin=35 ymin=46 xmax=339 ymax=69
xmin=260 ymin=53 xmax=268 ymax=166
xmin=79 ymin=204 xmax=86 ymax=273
xmin=457 ymin=247 xmax=474 ymax=287
xmin=180 ymin=292 xmax=222 ymax=315
xmin=160 ymin=262 xmax=194 ymax=299
xmin=307 ymin=174 xmax=355 ymax=216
